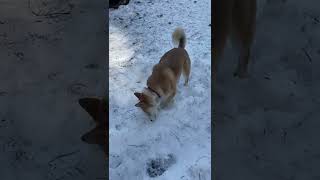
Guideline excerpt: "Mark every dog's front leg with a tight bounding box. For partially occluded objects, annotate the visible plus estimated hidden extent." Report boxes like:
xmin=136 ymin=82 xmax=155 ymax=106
xmin=233 ymin=48 xmax=250 ymax=78
xmin=162 ymin=91 xmax=176 ymax=108
xmin=150 ymin=113 xmax=157 ymax=121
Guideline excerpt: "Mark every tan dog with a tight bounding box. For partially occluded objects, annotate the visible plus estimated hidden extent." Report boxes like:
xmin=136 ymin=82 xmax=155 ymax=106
xmin=79 ymin=97 xmax=108 ymax=155
xmin=134 ymin=27 xmax=191 ymax=121
xmin=213 ymin=0 xmax=257 ymax=79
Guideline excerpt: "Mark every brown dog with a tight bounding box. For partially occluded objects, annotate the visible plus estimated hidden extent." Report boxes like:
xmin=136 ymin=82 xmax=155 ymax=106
xmin=213 ymin=0 xmax=257 ymax=79
xmin=134 ymin=27 xmax=191 ymax=121
xmin=79 ymin=97 xmax=107 ymax=155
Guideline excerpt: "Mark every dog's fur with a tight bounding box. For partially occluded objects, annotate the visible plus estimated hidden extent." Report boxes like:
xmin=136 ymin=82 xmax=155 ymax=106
xmin=213 ymin=0 xmax=257 ymax=79
xmin=134 ymin=27 xmax=191 ymax=121
xmin=79 ymin=97 xmax=108 ymax=155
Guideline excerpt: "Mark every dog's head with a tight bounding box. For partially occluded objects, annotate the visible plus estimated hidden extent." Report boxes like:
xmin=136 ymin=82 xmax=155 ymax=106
xmin=79 ymin=97 xmax=108 ymax=154
xmin=134 ymin=89 xmax=160 ymax=121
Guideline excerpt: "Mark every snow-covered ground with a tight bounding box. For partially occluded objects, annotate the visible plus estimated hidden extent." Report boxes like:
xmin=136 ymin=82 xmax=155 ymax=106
xmin=109 ymin=0 xmax=211 ymax=179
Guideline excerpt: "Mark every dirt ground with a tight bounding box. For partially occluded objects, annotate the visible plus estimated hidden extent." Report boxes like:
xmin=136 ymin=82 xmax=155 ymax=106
xmin=215 ymin=0 xmax=320 ymax=179
xmin=0 ymin=0 xmax=107 ymax=179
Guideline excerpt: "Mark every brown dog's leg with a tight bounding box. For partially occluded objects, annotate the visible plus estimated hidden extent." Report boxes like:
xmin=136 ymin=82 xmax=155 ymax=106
xmin=213 ymin=0 xmax=233 ymax=80
xmin=183 ymin=57 xmax=191 ymax=86
xmin=165 ymin=92 xmax=176 ymax=107
xmin=162 ymin=85 xmax=176 ymax=108
xmin=163 ymin=92 xmax=176 ymax=107
xmin=231 ymin=0 xmax=257 ymax=78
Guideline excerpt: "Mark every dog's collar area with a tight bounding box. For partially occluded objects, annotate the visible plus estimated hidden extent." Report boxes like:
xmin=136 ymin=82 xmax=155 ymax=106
xmin=147 ymin=86 xmax=161 ymax=98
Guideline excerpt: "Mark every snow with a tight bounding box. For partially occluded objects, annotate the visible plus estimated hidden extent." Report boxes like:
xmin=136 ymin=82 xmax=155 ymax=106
xmin=109 ymin=0 xmax=211 ymax=179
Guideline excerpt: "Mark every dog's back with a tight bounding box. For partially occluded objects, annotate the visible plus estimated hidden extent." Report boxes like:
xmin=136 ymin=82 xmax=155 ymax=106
xmin=213 ymin=0 xmax=256 ymax=78
xmin=159 ymin=27 xmax=190 ymax=79
xmin=158 ymin=48 xmax=190 ymax=78
xmin=147 ymin=28 xmax=191 ymax=96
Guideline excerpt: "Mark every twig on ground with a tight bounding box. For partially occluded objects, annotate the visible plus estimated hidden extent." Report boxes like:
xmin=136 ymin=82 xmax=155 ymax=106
xmin=195 ymin=156 xmax=210 ymax=165
xmin=304 ymin=12 xmax=320 ymax=24
xmin=128 ymin=144 xmax=146 ymax=148
xmin=170 ymin=131 xmax=182 ymax=146
xmin=302 ymin=48 xmax=312 ymax=63
xmin=28 ymin=0 xmax=73 ymax=17
xmin=48 ymin=150 xmax=80 ymax=165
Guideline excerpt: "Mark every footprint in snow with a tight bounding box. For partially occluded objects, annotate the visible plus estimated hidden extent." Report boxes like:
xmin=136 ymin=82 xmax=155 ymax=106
xmin=110 ymin=154 xmax=122 ymax=169
xmin=146 ymin=153 xmax=176 ymax=177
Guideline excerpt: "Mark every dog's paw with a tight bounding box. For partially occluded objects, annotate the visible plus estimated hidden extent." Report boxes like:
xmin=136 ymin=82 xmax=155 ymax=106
xmin=162 ymin=99 xmax=175 ymax=110
xmin=233 ymin=69 xmax=249 ymax=79
xmin=168 ymin=98 xmax=175 ymax=106
xmin=146 ymin=154 xmax=176 ymax=177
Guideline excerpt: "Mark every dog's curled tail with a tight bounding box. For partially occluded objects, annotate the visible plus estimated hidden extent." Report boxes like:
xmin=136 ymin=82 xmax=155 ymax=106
xmin=172 ymin=27 xmax=186 ymax=48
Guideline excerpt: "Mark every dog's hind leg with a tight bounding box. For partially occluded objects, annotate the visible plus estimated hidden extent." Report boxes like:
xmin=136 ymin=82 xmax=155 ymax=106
xmin=213 ymin=29 xmax=228 ymax=80
xmin=213 ymin=0 xmax=233 ymax=80
xmin=183 ymin=56 xmax=191 ymax=86
xmin=231 ymin=0 xmax=256 ymax=78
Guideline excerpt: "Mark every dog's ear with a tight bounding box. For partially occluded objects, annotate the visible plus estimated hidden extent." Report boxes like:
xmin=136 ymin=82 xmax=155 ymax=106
xmin=135 ymin=102 xmax=142 ymax=107
xmin=81 ymin=126 xmax=105 ymax=145
xmin=134 ymin=92 xmax=142 ymax=99
xmin=79 ymin=97 xmax=101 ymax=123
